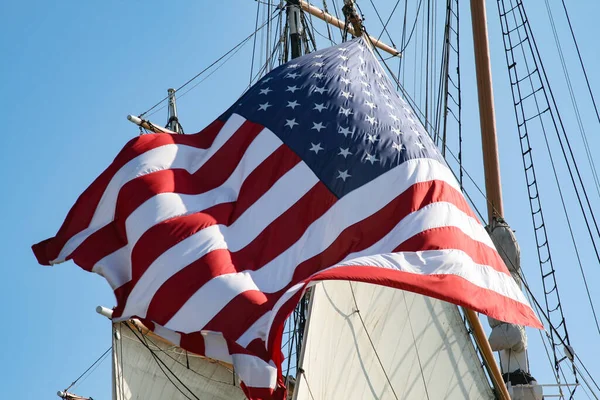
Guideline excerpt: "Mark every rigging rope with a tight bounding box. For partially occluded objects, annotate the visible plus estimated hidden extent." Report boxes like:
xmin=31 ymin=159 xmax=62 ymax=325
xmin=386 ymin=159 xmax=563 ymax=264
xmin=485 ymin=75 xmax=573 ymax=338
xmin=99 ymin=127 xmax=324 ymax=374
xmin=139 ymin=10 xmax=280 ymax=118
xmin=376 ymin=0 xmax=402 ymax=42
xmin=249 ymin=1 xmax=262 ymax=86
xmin=64 ymin=346 xmax=112 ymax=393
xmin=400 ymin=0 xmax=423 ymax=54
xmin=559 ymin=0 xmax=600 ymax=130
xmin=365 ymin=0 xmax=397 ymax=48
xmin=542 ymin=0 xmax=600 ymax=203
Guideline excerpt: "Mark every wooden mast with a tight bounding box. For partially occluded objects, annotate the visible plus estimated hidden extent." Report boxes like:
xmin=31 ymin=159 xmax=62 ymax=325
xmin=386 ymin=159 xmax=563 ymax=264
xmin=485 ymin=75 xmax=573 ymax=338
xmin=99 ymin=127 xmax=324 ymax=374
xmin=470 ymin=0 xmax=504 ymax=221
xmin=467 ymin=0 xmax=510 ymax=399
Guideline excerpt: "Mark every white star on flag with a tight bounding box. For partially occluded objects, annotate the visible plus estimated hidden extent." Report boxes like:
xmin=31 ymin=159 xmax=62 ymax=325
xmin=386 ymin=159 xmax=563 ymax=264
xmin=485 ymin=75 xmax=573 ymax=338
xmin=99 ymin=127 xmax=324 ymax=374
xmin=337 ymin=170 xmax=351 ymax=181
xmin=312 ymin=122 xmax=326 ymax=132
xmin=366 ymin=115 xmax=377 ymax=125
xmin=367 ymin=134 xmax=379 ymax=143
xmin=309 ymin=142 xmax=324 ymax=153
xmin=258 ymin=102 xmax=271 ymax=111
xmin=285 ymin=119 xmax=298 ymax=129
xmin=338 ymin=126 xmax=354 ymax=137
xmin=313 ymin=103 xmax=327 ymax=112
xmin=392 ymin=142 xmax=404 ymax=152
xmin=365 ymin=153 xmax=379 ymax=164
xmin=287 ymin=100 xmax=300 ymax=109
xmin=338 ymin=148 xmax=352 ymax=158
xmin=339 ymin=107 xmax=353 ymax=116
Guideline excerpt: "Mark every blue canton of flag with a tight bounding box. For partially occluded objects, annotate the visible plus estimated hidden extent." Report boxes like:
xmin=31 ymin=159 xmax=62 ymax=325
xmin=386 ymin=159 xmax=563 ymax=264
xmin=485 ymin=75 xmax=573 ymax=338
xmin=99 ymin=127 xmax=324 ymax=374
xmin=221 ymin=36 xmax=445 ymax=198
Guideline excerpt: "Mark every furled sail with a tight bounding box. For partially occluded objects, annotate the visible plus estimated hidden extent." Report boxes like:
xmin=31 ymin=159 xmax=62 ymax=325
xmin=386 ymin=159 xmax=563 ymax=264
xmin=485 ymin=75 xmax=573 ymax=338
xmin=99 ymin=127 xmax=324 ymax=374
xmin=293 ymin=281 xmax=495 ymax=400
xmin=112 ymin=321 xmax=246 ymax=400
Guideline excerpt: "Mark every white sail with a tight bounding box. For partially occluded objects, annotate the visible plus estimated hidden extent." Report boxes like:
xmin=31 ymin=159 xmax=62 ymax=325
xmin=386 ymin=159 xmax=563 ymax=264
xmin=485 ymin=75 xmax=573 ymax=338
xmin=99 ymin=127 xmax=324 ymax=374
xmin=293 ymin=281 xmax=495 ymax=400
xmin=112 ymin=321 xmax=246 ymax=400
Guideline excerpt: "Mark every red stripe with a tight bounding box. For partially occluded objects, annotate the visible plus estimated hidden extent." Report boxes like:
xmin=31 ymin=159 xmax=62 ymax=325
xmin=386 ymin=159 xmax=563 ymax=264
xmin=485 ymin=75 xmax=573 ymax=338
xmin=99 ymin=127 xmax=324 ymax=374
xmin=308 ymin=266 xmax=543 ymax=329
xmin=69 ymin=223 xmax=125 ymax=271
xmin=396 ymin=226 xmax=509 ymax=274
xmin=31 ymin=120 xmax=224 ymax=265
xmin=180 ymin=331 xmax=207 ymax=357
xmin=240 ymin=385 xmax=282 ymax=400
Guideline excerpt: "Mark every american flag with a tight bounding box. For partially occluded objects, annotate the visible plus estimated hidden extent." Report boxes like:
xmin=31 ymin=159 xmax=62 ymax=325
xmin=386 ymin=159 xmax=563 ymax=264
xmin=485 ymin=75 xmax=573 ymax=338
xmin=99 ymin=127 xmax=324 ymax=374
xmin=33 ymin=37 xmax=540 ymax=400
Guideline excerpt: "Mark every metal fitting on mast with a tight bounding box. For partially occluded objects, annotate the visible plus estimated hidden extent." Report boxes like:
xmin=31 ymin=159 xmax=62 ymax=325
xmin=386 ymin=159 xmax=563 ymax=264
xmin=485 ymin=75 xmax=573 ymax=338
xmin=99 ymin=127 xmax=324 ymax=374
xmin=166 ymin=88 xmax=182 ymax=134
xmin=342 ymin=0 xmax=363 ymax=37
xmin=287 ymin=0 xmax=304 ymax=59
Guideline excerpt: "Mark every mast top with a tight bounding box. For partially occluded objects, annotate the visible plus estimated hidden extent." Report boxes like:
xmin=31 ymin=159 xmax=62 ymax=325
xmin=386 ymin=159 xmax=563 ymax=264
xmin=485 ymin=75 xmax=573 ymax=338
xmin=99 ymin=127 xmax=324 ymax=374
xmin=342 ymin=0 xmax=363 ymax=36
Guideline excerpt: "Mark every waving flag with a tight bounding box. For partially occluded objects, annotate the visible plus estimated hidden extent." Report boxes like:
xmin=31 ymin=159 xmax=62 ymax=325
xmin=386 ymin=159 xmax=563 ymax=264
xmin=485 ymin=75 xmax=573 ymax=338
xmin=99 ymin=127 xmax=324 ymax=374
xmin=33 ymin=36 xmax=541 ymax=400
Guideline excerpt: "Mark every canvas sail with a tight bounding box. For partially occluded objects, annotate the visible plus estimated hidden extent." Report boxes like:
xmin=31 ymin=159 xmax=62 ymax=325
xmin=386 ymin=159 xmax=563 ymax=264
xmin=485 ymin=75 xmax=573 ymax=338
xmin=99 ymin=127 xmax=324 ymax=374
xmin=293 ymin=281 xmax=495 ymax=400
xmin=112 ymin=321 xmax=246 ymax=400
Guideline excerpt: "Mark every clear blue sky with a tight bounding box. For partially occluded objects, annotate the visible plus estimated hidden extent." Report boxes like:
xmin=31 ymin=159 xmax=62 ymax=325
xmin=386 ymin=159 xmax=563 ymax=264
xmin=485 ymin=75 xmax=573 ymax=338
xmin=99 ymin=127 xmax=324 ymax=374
xmin=1 ymin=0 xmax=599 ymax=398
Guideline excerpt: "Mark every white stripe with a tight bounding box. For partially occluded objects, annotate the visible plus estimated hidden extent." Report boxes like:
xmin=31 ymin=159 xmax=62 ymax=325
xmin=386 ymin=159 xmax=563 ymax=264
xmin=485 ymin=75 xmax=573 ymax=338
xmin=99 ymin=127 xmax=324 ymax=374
xmin=121 ymin=160 xmax=318 ymax=321
xmin=153 ymin=322 xmax=182 ymax=347
xmin=164 ymin=158 xmax=457 ymax=332
xmin=341 ymin=201 xmax=496 ymax=263
xmin=203 ymin=331 xmax=233 ymax=363
xmin=331 ymin=250 xmax=529 ymax=305
xmin=92 ymin=247 xmax=129 ymax=289
xmin=53 ymin=114 xmax=247 ymax=263
xmin=232 ymin=354 xmax=278 ymax=389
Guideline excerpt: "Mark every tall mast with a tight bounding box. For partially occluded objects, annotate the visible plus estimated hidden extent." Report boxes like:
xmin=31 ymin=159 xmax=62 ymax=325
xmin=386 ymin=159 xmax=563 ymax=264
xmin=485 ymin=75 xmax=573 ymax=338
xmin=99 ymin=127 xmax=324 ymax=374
xmin=470 ymin=0 xmax=503 ymax=221
xmin=468 ymin=0 xmax=510 ymax=399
